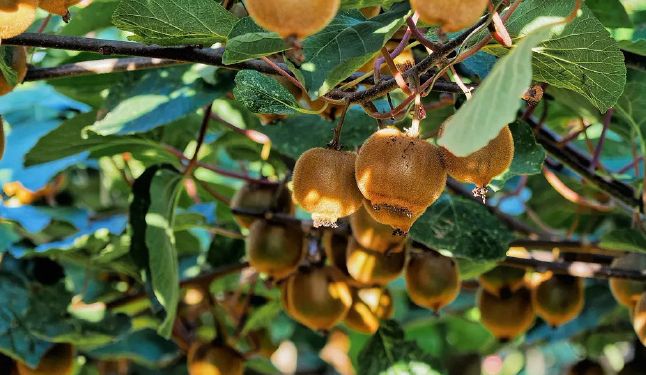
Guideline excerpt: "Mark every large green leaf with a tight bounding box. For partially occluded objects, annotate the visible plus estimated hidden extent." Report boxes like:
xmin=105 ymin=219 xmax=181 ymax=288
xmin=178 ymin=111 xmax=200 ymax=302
xmin=618 ymin=40 xmax=646 ymax=56
xmin=438 ymin=27 xmax=553 ymax=156
xmin=233 ymin=70 xmax=301 ymax=115
xmin=486 ymin=0 xmax=626 ymax=113
xmin=615 ymin=82 xmax=646 ymax=137
xmin=585 ymin=0 xmax=632 ymax=29
xmin=112 ymin=0 xmax=237 ymax=45
xmin=409 ymin=195 xmax=514 ymax=261
xmin=599 ymin=229 xmax=646 ymax=253
xmin=301 ymin=3 xmax=411 ymax=98
xmin=87 ymin=329 xmax=180 ymax=368
xmin=357 ymin=320 xmax=443 ymax=375
xmin=222 ymin=17 xmax=287 ymax=65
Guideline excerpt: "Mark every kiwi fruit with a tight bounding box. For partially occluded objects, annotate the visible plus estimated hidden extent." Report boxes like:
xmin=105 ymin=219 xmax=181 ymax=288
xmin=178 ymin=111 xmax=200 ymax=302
xmin=38 ymin=0 xmax=80 ymax=16
xmin=285 ymin=266 xmax=353 ymax=330
xmin=360 ymin=6 xmax=380 ymax=18
xmin=356 ymin=128 xmax=447 ymax=224
xmin=0 ymin=0 xmax=37 ymax=39
xmin=304 ymin=96 xmax=346 ymax=122
xmin=410 ymin=0 xmax=488 ymax=32
xmin=477 ymin=287 xmax=535 ymax=341
xmin=532 ymin=274 xmax=584 ymax=327
xmin=567 ymin=360 xmax=606 ymax=375
xmin=16 ymin=343 xmax=75 ymax=375
xmin=350 ymin=204 xmax=406 ymax=253
xmin=346 ymin=237 xmax=407 ymax=285
xmin=230 ymin=182 xmax=294 ymax=229
xmin=439 ymin=125 xmax=514 ymax=193
xmin=609 ymin=253 xmax=646 ymax=309
xmin=479 ymin=265 xmax=527 ymax=298
xmin=247 ymin=220 xmax=305 ymax=279
xmin=0 ymin=47 xmax=27 ymax=96
xmin=293 ymin=147 xmax=364 ymax=227
xmin=344 ymin=287 xmax=393 ymax=334
xmin=405 ymin=250 xmax=460 ymax=312
xmin=245 ymin=0 xmax=341 ymax=39
xmin=187 ymin=341 xmax=244 ymax=375
xmin=363 ymin=199 xmax=421 ymax=234
xmin=633 ymin=292 xmax=646 ymax=346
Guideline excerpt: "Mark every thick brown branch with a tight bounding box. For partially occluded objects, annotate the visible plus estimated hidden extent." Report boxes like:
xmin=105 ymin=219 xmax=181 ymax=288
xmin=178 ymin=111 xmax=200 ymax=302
xmin=503 ymin=256 xmax=646 ymax=281
xmin=25 ymin=57 xmax=182 ymax=81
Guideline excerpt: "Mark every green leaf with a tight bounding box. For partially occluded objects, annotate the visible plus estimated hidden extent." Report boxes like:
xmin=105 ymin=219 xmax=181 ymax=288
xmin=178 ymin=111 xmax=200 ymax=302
xmin=409 ymin=195 xmax=514 ymax=261
xmin=89 ymin=67 xmax=235 ymax=135
xmin=455 ymin=258 xmax=497 ymax=280
xmin=585 ymin=0 xmax=632 ymax=29
xmin=242 ymin=301 xmax=282 ymax=336
xmin=206 ymin=235 xmax=245 ymax=268
xmin=618 ymin=40 xmax=646 ymax=56
xmin=599 ymin=229 xmax=646 ymax=253
xmin=0 ymin=222 xmax=19 ymax=252
xmin=233 ymin=70 xmax=301 ymax=115
xmin=87 ymin=329 xmax=180 ymax=368
xmin=0 ymin=47 xmax=19 ymax=88
xmin=438 ymin=27 xmax=553 ymax=156
xmin=61 ymin=0 xmax=120 ymax=36
xmin=494 ymin=121 xmax=546 ymax=184
xmin=487 ymin=0 xmax=626 ymax=113
xmin=262 ymin=106 xmax=378 ymax=158
xmin=112 ymin=0 xmax=237 ymax=45
xmin=614 ymin=82 xmax=646 ymax=142
xmin=340 ymin=0 xmax=406 ymax=10
xmin=222 ymin=17 xmax=288 ymax=65
xmin=0 ymin=325 xmax=53 ymax=368
xmin=301 ymin=3 xmax=411 ymax=98
xmin=357 ymin=320 xmax=443 ymax=375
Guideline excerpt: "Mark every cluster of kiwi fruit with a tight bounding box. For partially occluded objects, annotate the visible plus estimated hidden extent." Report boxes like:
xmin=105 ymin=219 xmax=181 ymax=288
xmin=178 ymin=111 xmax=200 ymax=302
xmin=0 ymin=343 xmax=76 ymax=375
xmin=608 ymin=253 xmax=646 ymax=347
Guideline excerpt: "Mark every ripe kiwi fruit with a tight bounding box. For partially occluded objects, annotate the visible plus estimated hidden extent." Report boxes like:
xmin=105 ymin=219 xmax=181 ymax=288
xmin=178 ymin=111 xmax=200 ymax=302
xmin=350 ymin=204 xmax=406 ymax=253
xmin=230 ymin=182 xmax=294 ymax=229
xmin=322 ymin=230 xmax=364 ymax=287
xmin=405 ymin=250 xmax=460 ymax=312
xmin=609 ymin=253 xmax=646 ymax=308
xmin=363 ymin=199 xmax=421 ymax=234
xmin=479 ymin=265 xmax=527 ymax=298
xmin=567 ymin=360 xmax=606 ymax=375
xmin=477 ymin=287 xmax=535 ymax=341
xmin=187 ymin=341 xmax=244 ymax=375
xmin=360 ymin=6 xmax=380 ymax=18
xmin=439 ymin=124 xmax=514 ymax=194
xmin=16 ymin=343 xmax=75 ymax=375
xmin=285 ymin=266 xmax=353 ymax=330
xmin=0 ymin=0 xmax=37 ymax=39
xmin=245 ymin=0 xmax=340 ymax=39
xmin=343 ymin=287 xmax=393 ymax=334
xmin=356 ymin=127 xmax=447 ymax=222
xmin=410 ymin=0 xmax=488 ymax=32
xmin=532 ymin=274 xmax=584 ymax=327
xmin=247 ymin=220 xmax=305 ymax=280
xmin=346 ymin=237 xmax=407 ymax=285
xmin=38 ymin=0 xmax=80 ymax=16
xmin=0 ymin=47 xmax=27 ymax=96
xmin=633 ymin=292 xmax=646 ymax=346
xmin=292 ymin=147 xmax=364 ymax=227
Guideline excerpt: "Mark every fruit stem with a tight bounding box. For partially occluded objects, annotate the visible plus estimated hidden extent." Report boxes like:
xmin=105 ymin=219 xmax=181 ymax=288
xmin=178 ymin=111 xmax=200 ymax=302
xmin=373 ymin=19 xmax=415 ymax=82
xmin=406 ymin=77 xmax=422 ymax=138
xmin=361 ymin=101 xmax=386 ymax=129
xmin=542 ymin=166 xmax=615 ymax=212
xmin=405 ymin=13 xmax=443 ymax=52
xmin=210 ymin=113 xmax=272 ymax=160
xmin=379 ymin=46 xmax=412 ymax=95
xmin=328 ymin=98 xmax=351 ymax=150
xmin=193 ymin=178 xmax=231 ymax=205
xmin=185 ymin=104 xmax=213 ymax=176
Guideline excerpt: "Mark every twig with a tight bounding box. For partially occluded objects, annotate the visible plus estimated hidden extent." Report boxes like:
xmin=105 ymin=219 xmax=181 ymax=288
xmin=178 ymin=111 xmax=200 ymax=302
xmin=185 ymin=104 xmax=213 ymax=176
xmin=379 ymin=46 xmax=412 ymax=95
xmin=503 ymin=256 xmax=646 ymax=281
xmin=373 ymin=19 xmax=415 ymax=82
xmin=210 ymin=113 xmax=272 ymax=160
xmin=328 ymin=98 xmax=351 ymax=150
xmin=193 ymin=178 xmax=231 ymax=205
xmin=589 ymin=108 xmax=613 ymax=172
xmin=406 ymin=14 xmax=442 ymax=52
xmin=542 ymin=166 xmax=615 ymax=212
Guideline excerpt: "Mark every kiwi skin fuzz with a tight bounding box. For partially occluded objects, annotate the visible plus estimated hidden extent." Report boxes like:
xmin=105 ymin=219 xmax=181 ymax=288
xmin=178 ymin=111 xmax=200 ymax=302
xmin=346 ymin=237 xmax=407 ymax=286
xmin=405 ymin=250 xmax=461 ymax=313
xmin=350 ymin=204 xmax=406 ymax=254
xmin=230 ymin=182 xmax=294 ymax=229
xmin=410 ymin=0 xmax=488 ymax=32
xmin=246 ymin=220 xmax=305 ymax=280
xmin=632 ymin=292 xmax=646 ymax=346
xmin=245 ymin=0 xmax=340 ymax=39
xmin=477 ymin=287 xmax=535 ymax=342
xmin=532 ymin=274 xmax=584 ymax=328
xmin=0 ymin=0 xmax=38 ymax=39
xmin=187 ymin=341 xmax=244 ymax=375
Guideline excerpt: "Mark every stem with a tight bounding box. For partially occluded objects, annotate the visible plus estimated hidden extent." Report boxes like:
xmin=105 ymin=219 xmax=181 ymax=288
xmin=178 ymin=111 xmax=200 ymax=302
xmin=232 ymin=272 xmax=259 ymax=339
xmin=542 ymin=166 xmax=615 ymax=212
xmin=260 ymin=56 xmax=306 ymax=93
xmin=407 ymin=77 xmax=422 ymax=138
xmin=406 ymin=14 xmax=442 ymax=51
xmin=193 ymin=178 xmax=231 ymax=205
xmin=503 ymin=256 xmax=646 ymax=281
xmin=210 ymin=113 xmax=272 ymax=160
xmin=185 ymin=104 xmax=213 ymax=176
xmin=35 ymin=14 xmax=52 ymax=34
xmin=328 ymin=98 xmax=351 ymax=150
xmin=379 ymin=46 xmax=412 ymax=95
xmin=589 ymin=108 xmax=613 ymax=172
xmin=373 ymin=22 xmax=415 ymax=82
xmin=449 ymin=65 xmax=472 ymax=99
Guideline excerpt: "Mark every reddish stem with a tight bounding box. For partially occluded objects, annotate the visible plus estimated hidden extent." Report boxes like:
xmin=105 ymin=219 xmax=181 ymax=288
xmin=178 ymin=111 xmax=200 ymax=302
xmin=185 ymin=104 xmax=213 ymax=176
xmin=379 ymin=46 xmax=412 ymax=95
xmin=405 ymin=14 xmax=442 ymax=51
xmin=210 ymin=113 xmax=272 ymax=160
xmin=589 ymin=108 xmax=613 ymax=172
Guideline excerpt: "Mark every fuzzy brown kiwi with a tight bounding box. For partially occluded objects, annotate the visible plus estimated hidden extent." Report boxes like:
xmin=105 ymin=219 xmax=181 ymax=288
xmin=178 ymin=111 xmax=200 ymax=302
xmin=609 ymin=253 xmax=646 ymax=309
xmin=346 ymin=237 xmax=406 ymax=286
xmin=247 ymin=220 xmax=305 ymax=280
xmin=230 ymin=182 xmax=294 ymax=229
xmin=479 ymin=265 xmax=527 ymax=299
xmin=567 ymin=360 xmax=606 ymax=375
xmin=410 ymin=0 xmax=488 ymax=32
xmin=343 ymin=287 xmax=394 ymax=334
xmin=293 ymin=148 xmax=364 ymax=227
xmin=360 ymin=5 xmax=380 ymax=18
xmin=439 ymin=124 xmax=514 ymax=196
xmin=356 ymin=128 xmax=447 ymax=221
xmin=363 ymin=199 xmax=421 ymax=234
xmin=322 ymin=230 xmax=365 ymax=288
xmin=633 ymin=292 xmax=646 ymax=346
xmin=38 ymin=0 xmax=80 ymax=16
xmin=245 ymin=0 xmax=340 ymax=39
xmin=532 ymin=274 xmax=584 ymax=327
xmin=16 ymin=343 xmax=75 ymax=375
xmin=187 ymin=341 xmax=244 ymax=375
xmin=285 ymin=266 xmax=353 ymax=331
xmin=350 ymin=204 xmax=405 ymax=253
xmin=0 ymin=47 xmax=27 ymax=96
xmin=405 ymin=250 xmax=460 ymax=312
xmin=305 ymin=96 xmax=346 ymax=122
xmin=477 ymin=287 xmax=535 ymax=341
xmin=0 ymin=0 xmax=37 ymax=39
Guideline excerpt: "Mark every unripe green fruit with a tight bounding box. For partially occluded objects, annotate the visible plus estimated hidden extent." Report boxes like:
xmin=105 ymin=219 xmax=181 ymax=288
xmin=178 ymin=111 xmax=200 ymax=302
xmin=532 ymin=274 xmax=584 ymax=327
xmin=609 ymin=253 xmax=646 ymax=309
xmin=477 ymin=287 xmax=535 ymax=341
xmin=187 ymin=341 xmax=244 ymax=375
xmin=231 ymin=182 xmax=294 ymax=229
xmin=405 ymin=250 xmax=460 ymax=312
xmin=247 ymin=220 xmax=305 ymax=279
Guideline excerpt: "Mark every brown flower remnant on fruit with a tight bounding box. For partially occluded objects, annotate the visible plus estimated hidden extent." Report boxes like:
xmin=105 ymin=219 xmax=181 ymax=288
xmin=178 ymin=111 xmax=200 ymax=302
xmin=344 ymin=287 xmax=394 ymax=334
xmin=230 ymin=181 xmax=294 ymax=229
xmin=0 ymin=0 xmax=37 ymax=39
xmin=477 ymin=287 xmax=535 ymax=341
xmin=567 ymin=360 xmax=606 ymax=375
xmin=521 ymin=84 xmax=544 ymax=107
xmin=16 ymin=343 xmax=75 ymax=375
xmin=284 ymin=266 xmax=353 ymax=331
xmin=362 ymin=199 xmax=421 ymax=234
xmin=405 ymin=250 xmax=460 ymax=312
xmin=293 ymin=148 xmax=364 ymax=227
xmin=479 ymin=265 xmax=527 ymax=299
xmin=38 ymin=0 xmax=81 ymax=17
xmin=356 ymin=128 xmax=446 ymax=227
xmin=245 ymin=0 xmax=340 ymax=39
xmin=187 ymin=341 xmax=244 ymax=375
xmin=532 ymin=274 xmax=584 ymax=327
xmin=346 ymin=237 xmax=406 ymax=286
xmin=0 ymin=47 xmax=27 ymax=96
xmin=350 ymin=204 xmax=406 ymax=254
xmin=439 ymin=124 xmax=514 ymax=201
xmin=634 ymin=292 xmax=646 ymax=346
xmin=609 ymin=253 xmax=646 ymax=309
xmin=247 ymin=220 xmax=305 ymax=280
xmin=410 ymin=0 xmax=488 ymax=32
